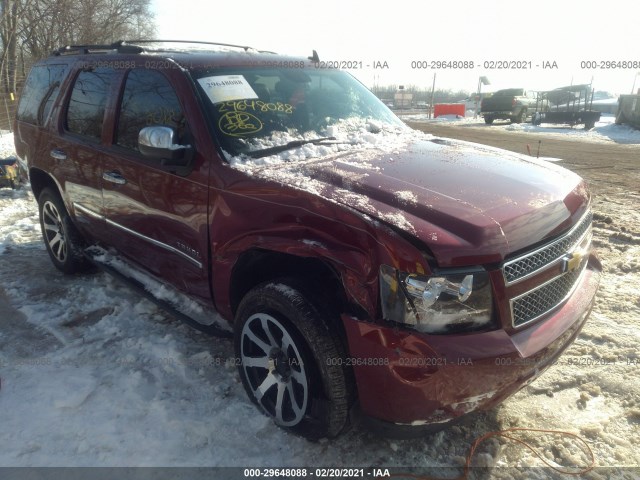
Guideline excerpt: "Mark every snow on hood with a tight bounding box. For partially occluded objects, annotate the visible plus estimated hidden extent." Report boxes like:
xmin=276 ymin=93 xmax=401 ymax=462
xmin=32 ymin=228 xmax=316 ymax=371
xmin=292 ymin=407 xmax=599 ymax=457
xmin=225 ymin=118 xmax=430 ymax=233
xmin=226 ymin=117 xmax=423 ymax=167
xmin=226 ymin=120 xmax=589 ymax=264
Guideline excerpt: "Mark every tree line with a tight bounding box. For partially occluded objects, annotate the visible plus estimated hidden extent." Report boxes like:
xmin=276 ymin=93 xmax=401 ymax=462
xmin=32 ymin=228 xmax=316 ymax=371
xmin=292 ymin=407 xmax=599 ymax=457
xmin=1 ymin=0 xmax=155 ymax=94
xmin=373 ymin=84 xmax=471 ymax=103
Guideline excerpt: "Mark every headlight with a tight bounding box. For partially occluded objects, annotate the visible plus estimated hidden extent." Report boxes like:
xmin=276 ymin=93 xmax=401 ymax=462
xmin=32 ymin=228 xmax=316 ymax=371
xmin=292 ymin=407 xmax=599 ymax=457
xmin=379 ymin=264 xmax=495 ymax=334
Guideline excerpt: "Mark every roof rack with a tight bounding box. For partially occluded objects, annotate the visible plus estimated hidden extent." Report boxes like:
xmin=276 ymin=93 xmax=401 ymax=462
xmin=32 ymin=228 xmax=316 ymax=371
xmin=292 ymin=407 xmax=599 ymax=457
xmin=53 ymin=41 xmax=142 ymax=55
xmin=125 ymin=39 xmax=255 ymax=52
xmin=52 ymin=39 xmax=257 ymax=56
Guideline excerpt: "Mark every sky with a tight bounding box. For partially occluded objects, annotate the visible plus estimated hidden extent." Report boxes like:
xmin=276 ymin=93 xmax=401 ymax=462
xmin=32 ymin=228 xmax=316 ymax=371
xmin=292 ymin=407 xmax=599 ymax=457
xmin=151 ymin=0 xmax=640 ymax=96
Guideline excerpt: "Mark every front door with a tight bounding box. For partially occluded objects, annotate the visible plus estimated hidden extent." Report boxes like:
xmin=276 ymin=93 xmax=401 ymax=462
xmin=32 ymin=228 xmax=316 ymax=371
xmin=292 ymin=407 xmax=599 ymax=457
xmin=101 ymin=67 xmax=211 ymax=301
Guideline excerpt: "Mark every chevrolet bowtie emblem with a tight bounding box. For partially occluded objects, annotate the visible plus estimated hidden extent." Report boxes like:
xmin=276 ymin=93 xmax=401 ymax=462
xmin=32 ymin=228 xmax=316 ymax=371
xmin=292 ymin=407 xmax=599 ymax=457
xmin=562 ymin=248 xmax=587 ymax=273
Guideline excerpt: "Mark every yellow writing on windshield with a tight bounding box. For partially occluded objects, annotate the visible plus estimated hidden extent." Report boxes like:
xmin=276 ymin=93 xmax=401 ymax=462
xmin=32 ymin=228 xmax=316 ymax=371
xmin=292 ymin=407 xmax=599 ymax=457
xmin=218 ymin=100 xmax=294 ymax=114
xmin=218 ymin=111 xmax=263 ymax=136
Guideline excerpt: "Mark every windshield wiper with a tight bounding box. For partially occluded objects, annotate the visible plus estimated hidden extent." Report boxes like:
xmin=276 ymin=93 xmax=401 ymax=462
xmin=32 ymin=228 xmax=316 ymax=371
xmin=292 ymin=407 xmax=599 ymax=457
xmin=245 ymin=136 xmax=341 ymax=159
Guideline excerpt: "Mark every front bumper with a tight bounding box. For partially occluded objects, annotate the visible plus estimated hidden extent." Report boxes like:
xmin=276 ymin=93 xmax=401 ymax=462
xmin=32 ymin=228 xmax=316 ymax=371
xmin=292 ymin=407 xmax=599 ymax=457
xmin=341 ymin=260 xmax=601 ymax=435
xmin=481 ymin=110 xmax=519 ymax=119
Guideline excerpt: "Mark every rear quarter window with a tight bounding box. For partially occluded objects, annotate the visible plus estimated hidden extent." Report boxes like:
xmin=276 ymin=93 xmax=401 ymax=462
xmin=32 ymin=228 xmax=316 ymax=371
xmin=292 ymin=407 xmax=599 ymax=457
xmin=17 ymin=64 xmax=68 ymax=125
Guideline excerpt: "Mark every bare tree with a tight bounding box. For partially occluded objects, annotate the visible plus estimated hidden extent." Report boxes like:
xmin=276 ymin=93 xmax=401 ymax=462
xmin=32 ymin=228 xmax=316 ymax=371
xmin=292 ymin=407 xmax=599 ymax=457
xmin=20 ymin=0 xmax=155 ymax=56
xmin=1 ymin=0 xmax=31 ymax=93
xmin=1 ymin=0 xmax=156 ymax=93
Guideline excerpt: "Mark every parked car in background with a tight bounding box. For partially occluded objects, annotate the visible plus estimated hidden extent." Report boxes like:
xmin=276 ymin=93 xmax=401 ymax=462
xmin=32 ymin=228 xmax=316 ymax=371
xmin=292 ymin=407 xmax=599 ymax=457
xmin=14 ymin=40 xmax=601 ymax=439
xmin=480 ymin=88 xmax=537 ymax=124
xmin=0 ymin=158 xmax=19 ymax=189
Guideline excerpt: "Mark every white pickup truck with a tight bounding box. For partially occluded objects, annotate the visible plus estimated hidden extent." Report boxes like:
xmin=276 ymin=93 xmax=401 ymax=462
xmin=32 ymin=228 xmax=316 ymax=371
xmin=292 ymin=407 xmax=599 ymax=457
xmin=480 ymin=88 xmax=537 ymax=124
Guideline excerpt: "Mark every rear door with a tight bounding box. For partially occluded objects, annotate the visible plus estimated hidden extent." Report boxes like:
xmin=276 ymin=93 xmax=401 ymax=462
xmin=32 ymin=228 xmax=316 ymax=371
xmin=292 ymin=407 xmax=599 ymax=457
xmin=50 ymin=65 xmax=121 ymax=241
xmin=100 ymin=66 xmax=212 ymax=301
xmin=14 ymin=61 xmax=69 ymax=176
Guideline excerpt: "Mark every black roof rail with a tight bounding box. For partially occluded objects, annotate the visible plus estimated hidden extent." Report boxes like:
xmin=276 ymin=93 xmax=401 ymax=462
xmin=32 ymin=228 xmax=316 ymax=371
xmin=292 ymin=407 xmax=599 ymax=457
xmin=124 ymin=39 xmax=255 ymax=52
xmin=53 ymin=41 xmax=143 ymax=56
xmin=52 ymin=39 xmax=257 ymax=57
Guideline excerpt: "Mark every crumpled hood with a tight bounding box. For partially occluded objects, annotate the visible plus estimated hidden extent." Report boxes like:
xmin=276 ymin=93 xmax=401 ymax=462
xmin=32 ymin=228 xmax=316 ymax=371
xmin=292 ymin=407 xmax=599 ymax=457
xmin=292 ymin=138 xmax=590 ymax=266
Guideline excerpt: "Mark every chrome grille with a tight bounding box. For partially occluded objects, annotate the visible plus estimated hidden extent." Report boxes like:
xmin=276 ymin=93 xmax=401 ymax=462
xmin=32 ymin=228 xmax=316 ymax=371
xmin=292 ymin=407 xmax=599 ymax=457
xmin=510 ymin=259 xmax=587 ymax=327
xmin=503 ymin=211 xmax=593 ymax=284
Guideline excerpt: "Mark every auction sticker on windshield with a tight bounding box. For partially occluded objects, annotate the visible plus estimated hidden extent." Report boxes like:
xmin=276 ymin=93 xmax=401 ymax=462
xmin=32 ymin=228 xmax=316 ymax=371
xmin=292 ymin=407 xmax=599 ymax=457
xmin=197 ymin=75 xmax=258 ymax=104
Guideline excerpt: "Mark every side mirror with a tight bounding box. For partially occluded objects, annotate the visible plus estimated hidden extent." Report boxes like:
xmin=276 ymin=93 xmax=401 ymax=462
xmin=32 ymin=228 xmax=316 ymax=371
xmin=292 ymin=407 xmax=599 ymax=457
xmin=138 ymin=126 xmax=192 ymax=166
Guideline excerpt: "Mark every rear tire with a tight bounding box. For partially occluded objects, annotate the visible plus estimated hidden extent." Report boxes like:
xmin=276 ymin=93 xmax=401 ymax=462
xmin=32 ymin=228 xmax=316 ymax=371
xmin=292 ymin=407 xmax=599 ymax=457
xmin=532 ymin=112 xmax=542 ymax=126
xmin=484 ymin=116 xmax=494 ymax=125
xmin=234 ymin=280 xmax=352 ymax=439
xmin=38 ymin=188 xmax=91 ymax=274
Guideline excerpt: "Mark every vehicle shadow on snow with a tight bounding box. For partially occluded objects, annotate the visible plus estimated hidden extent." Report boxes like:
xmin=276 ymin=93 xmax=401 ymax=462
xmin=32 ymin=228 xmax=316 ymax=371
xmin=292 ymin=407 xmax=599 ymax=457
xmin=0 ymin=286 xmax=64 ymax=358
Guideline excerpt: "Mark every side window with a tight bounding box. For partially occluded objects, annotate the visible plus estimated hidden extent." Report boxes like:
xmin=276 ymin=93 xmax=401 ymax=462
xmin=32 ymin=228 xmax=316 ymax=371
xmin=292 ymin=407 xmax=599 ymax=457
xmin=116 ymin=69 xmax=184 ymax=151
xmin=66 ymin=67 xmax=117 ymax=140
xmin=17 ymin=64 xmax=68 ymax=125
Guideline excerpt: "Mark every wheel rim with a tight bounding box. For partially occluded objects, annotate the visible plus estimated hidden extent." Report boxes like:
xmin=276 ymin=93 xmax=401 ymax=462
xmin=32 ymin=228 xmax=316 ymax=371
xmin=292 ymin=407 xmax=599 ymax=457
xmin=240 ymin=313 xmax=309 ymax=426
xmin=42 ymin=200 xmax=67 ymax=263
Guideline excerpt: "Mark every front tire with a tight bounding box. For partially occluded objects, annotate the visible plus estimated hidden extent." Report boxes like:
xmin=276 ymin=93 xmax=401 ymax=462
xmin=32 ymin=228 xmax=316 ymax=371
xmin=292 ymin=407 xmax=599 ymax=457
xmin=484 ymin=116 xmax=494 ymax=125
xmin=234 ymin=281 xmax=352 ymax=439
xmin=38 ymin=188 xmax=91 ymax=274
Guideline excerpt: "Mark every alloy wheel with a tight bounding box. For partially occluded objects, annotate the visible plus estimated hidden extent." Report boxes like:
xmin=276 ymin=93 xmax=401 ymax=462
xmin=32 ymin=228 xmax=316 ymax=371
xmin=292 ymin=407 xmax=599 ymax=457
xmin=42 ymin=200 xmax=67 ymax=263
xmin=240 ymin=313 xmax=309 ymax=426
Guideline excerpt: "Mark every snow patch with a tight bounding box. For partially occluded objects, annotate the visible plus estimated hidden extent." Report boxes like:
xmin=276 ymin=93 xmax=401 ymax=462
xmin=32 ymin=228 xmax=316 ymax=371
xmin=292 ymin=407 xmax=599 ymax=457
xmin=395 ymin=190 xmax=418 ymax=205
xmin=52 ymin=374 xmax=98 ymax=409
xmin=404 ymin=113 xmax=640 ymax=145
xmin=227 ymin=117 xmax=428 ymax=167
xmin=377 ymin=211 xmax=415 ymax=234
xmin=272 ymin=283 xmax=299 ymax=299
xmin=301 ymin=239 xmax=326 ymax=249
xmin=89 ymin=247 xmax=229 ymax=332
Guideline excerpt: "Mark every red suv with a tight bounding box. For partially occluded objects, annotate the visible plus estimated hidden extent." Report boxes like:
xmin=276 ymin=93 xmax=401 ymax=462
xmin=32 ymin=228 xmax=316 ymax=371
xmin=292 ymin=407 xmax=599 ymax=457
xmin=14 ymin=41 xmax=601 ymax=439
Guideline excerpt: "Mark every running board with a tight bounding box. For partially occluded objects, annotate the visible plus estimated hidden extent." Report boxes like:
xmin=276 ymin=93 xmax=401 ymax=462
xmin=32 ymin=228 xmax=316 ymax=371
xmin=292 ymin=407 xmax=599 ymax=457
xmin=84 ymin=246 xmax=233 ymax=339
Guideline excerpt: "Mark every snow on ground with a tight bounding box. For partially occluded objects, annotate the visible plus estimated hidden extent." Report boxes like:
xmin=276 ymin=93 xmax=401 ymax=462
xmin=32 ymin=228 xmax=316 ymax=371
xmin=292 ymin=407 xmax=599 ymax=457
xmin=0 ymin=132 xmax=639 ymax=477
xmin=400 ymin=113 xmax=640 ymax=145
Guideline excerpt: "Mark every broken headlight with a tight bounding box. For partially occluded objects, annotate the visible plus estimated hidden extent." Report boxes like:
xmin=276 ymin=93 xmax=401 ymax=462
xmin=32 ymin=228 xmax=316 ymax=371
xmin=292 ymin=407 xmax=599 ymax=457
xmin=379 ymin=264 xmax=494 ymax=334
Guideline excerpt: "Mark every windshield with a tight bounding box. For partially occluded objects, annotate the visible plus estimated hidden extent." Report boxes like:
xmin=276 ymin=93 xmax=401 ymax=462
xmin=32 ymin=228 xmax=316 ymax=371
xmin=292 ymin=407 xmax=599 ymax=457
xmin=193 ymin=68 xmax=405 ymax=159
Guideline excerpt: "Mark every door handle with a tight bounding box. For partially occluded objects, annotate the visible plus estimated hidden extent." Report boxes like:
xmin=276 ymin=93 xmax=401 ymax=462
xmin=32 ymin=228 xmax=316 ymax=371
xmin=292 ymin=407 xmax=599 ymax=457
xmin=50 ymin=149 xmax=67 ymax=161
xmin=102 ymin=171 xmax=127 ymax=185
